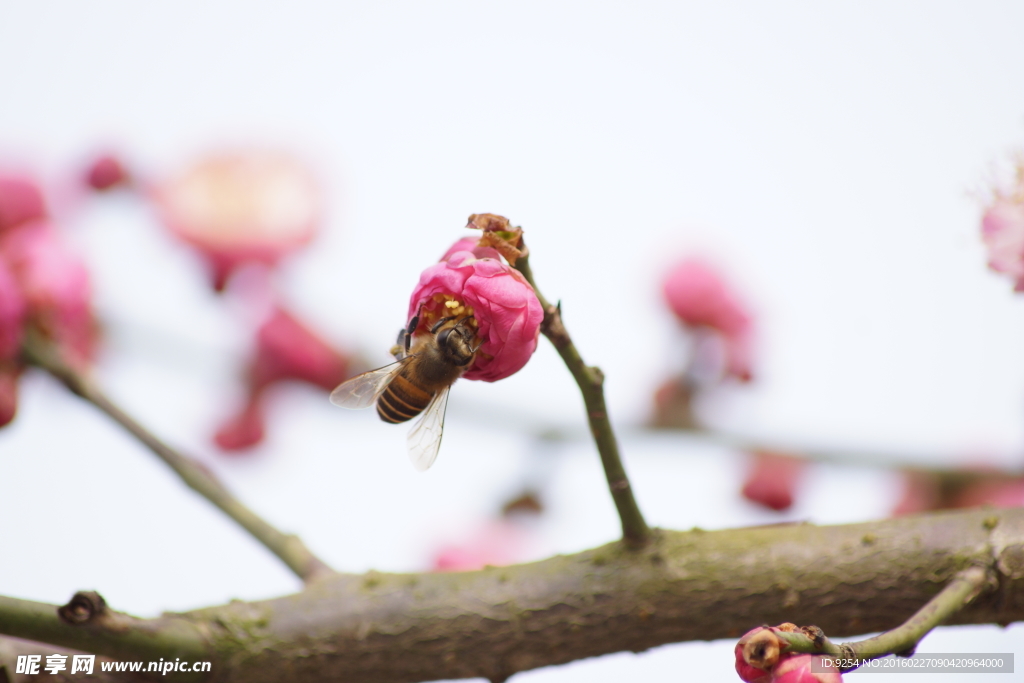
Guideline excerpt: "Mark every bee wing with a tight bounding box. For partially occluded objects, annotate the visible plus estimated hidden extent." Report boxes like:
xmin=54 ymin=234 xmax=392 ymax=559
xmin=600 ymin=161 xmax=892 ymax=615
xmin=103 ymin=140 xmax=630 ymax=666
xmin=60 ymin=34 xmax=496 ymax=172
xmin=406 ymin=384 xmax=450 ymax=472
xmin=329 ymin=359 xmax=409 ymax=409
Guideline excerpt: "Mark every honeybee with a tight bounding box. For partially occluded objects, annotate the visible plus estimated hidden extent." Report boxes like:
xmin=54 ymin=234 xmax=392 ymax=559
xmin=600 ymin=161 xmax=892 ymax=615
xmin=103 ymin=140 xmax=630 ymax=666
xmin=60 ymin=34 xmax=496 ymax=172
xmin=329 ymin=313 xmax=479 ymax=471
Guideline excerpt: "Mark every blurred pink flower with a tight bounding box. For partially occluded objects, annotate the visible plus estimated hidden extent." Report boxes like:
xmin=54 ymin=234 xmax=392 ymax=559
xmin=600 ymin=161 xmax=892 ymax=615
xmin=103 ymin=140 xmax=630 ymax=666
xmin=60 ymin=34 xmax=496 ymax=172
xmin=156 ymin=151 xmax=321 ymax=291
xmin=981 ymin=194 xmax=1024 ymax=291
xmin=250 ymin=307 xmax=350 ymax=392
xmin=407 ymin=243 xmax=543 ymax=382
xmin=772 ymin=654 xmax=842 ymax=683
xmin=214 ymin=306 xmax=352 ymax=452
xmin=0 ymin=222 xmax=95 ymax=366
xmin=432 ymin=520 xmax=530 ymax=571
xmin=953 ymin=478 xmax=1024 ymax=509
xmin=213 ymin=396 xmax=265 ymax=453
xmin=85 ymin=154 xmax=130 ymax=191
xmin=741 ymin=451 xmax=805 ymax=512
xmin=0 ymin=367 xmax=18 ymax=428
xmin=663 ymin=257 xmax=755 ymax=381
xmin=0 ymin=258 xmax=25 ymax=361
xmin=0 ymin=175 xmax=46 ymax=234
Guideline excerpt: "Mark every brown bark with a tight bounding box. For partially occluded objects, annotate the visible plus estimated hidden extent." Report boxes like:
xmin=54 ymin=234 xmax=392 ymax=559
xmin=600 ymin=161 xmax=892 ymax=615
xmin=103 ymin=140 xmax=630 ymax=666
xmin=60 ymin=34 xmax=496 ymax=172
xmin=3 ymin=508 xmax=1023 ymax=683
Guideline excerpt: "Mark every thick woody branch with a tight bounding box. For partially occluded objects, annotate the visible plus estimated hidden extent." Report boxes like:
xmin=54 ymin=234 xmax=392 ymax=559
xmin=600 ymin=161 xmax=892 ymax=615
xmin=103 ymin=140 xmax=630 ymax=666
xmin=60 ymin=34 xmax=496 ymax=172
xmin=514 ymin=248 xmax=650 ymax=546
xmin=0 ymin=593 xmax=207 ymax=682
xmin=1 ymin=508 xmax=1021 ymax=683
xmin=20 ymin=333 xmax=333 ymax=584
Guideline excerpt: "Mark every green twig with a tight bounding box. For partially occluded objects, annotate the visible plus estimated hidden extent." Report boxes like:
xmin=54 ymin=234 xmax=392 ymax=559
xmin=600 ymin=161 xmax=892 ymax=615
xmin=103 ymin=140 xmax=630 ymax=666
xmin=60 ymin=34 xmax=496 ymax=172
xmin=514 ymin=247 xmax=650 ymax=546
xmin=776 ymin=566 xmax=992 ymax=672
xmin=21 ymin=333 xmax=333 ymax=584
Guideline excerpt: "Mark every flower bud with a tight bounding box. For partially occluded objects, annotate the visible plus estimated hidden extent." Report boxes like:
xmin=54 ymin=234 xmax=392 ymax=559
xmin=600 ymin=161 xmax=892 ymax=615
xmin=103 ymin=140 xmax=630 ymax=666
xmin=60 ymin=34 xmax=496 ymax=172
xmin=0 ymin=175 xmax=46 ymax=234
xmin=213 ymin=396 xmax=265 ymax=453
xmin=771 ymin=654 xmax=842 ymax=683
xmin=736 ymin=625 xmax=843 ymax=683
xmin=741 ymin=451 xmax=805 ymax=512
xmin=663 ymin=257 xmax=755 ymax=381
xmin=407 ymin=240 xmax=543 ymax=382
xmin=85 ymin=154 xmax=130 ymax=191
xmin=735 ymin=628 xmax=777 ymax=683
xmin=250 ymin=307 xmax=350 ymax=391
xmin=214 ymin=307 xmax=351 ymax=452
xmin=155 ymin=151 xmax=320 ymax=291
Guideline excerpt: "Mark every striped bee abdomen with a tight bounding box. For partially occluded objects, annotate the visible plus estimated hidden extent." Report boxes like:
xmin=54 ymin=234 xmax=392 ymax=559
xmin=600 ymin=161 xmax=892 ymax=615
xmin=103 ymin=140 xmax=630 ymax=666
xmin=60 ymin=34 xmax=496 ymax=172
xmin=377 ymin=373 xmax=434 ymax=423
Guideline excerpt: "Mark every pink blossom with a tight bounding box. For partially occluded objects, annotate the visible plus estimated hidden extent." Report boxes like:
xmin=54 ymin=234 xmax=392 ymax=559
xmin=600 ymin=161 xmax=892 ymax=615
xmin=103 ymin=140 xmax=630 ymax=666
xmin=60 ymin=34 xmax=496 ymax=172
xmin=663 ymin=257 xmax=755 ymax=381
xmin=440 ymin=237 xmax=502 ymax=263
xmin=0 ymin=258 xmax=25 ymax=361
xmin=214 ymin=306 xmax=351 ymax=452
xmin=772 ymin=654 xmax=842 ymax=683
xmin=85 ymin=154 xmax=130 ymax=191
xmin=0 ymin=366 xmax=18 ymax=427
xmin=431 ymin=520 xmax=530 ymax=571
xmin=0 ymin=175 xmax=46 ymax=234
xmin=892 ymin=471 xmax=941 ymax=516
xmin=213 ymin=396 xmax=266 ymax=453
xmin=155 ymin=151 xmax=321 ymax=291
xmin=250 ymin=307 xmax=350 ymax=392
xmin=953 ymin=478 xmax=1024 ymax=509
xmin=981 ymin=195 xmax=1024 ymax=291
xmin=0 ymin=222 xmax=94 ymax=366
xmin=741 ymin=451 xmax=805 ymax=512
xmin=407 ymin=244 xmax=543 ymax=382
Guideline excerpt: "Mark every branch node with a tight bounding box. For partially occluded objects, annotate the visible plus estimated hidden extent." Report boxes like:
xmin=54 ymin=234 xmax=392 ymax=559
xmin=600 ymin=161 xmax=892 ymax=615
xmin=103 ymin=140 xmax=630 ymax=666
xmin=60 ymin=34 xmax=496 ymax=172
xmin=57 ymin=591 xmax=107 ymax=625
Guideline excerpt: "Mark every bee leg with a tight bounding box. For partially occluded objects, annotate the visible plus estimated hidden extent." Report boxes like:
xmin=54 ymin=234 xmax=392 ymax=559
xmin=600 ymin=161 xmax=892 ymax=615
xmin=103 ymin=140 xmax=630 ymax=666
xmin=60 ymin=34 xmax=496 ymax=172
xmin=405 ymin=314 xmax=420 ymax=354
xmin=430 ymin=316 xmax=455 ymax=334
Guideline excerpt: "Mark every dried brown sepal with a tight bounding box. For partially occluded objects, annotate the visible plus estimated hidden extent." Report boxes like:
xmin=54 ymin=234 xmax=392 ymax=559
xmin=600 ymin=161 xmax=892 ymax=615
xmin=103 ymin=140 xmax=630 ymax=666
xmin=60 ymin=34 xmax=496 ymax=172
xmin=742 ymin=628 xmax=783 ymax=669
xmin=800 ymin=624 xmax=826 ymax=646
xmin=58 ymin=591 xmax=108 ymax=625
xmin=467 ymin=213 xmax=527 ymax=266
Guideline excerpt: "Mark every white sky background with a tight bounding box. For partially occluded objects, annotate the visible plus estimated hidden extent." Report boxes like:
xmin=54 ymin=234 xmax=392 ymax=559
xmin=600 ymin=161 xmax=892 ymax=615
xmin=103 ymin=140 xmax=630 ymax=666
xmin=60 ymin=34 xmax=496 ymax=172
xmin=1 ymin=2 xmax=1024 ymax=681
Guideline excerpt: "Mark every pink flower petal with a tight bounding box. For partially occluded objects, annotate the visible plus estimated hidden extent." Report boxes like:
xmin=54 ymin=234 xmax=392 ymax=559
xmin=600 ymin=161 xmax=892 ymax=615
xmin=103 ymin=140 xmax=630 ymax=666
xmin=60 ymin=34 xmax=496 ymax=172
xmin=406 ymin=243 xmax=543 ymax=382
xmin=772 ymin=654 xmax=842 ymax=683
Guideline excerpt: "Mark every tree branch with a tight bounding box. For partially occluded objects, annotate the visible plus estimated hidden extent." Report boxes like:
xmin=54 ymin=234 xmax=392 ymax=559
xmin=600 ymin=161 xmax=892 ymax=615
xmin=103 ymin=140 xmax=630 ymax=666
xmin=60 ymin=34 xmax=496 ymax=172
xmin=773 ymin=566 xmax=993 ymax=671
xmin=514 ymin=247 xmax=650 ymax=546
xmin=20 ymin=333 xmax=334 ymax=584
xmin=1 ymin=508 xmax=1021 ymax=682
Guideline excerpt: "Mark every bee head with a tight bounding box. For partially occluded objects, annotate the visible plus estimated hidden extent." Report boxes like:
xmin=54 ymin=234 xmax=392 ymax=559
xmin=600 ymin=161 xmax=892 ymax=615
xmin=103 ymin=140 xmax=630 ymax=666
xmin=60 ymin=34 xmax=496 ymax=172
xmin=435 ymin=317 xmax=478 ymax=367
